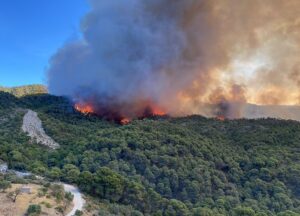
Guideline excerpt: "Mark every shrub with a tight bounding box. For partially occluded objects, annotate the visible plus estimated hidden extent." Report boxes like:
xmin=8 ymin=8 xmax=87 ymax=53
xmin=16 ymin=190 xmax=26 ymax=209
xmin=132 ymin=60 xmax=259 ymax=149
xmin=26 ymin=204 xmax=41 ymax=216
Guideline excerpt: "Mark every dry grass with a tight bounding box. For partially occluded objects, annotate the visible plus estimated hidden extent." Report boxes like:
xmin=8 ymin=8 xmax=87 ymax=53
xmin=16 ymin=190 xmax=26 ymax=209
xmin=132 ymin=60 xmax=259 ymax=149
xmin=0 ymin=184 xmax=73 ymax=216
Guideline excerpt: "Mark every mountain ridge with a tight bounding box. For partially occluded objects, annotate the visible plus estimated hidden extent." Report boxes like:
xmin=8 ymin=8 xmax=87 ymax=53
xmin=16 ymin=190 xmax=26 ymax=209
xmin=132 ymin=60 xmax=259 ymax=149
xmin=0 ymin=84 xmax=47 ymax=97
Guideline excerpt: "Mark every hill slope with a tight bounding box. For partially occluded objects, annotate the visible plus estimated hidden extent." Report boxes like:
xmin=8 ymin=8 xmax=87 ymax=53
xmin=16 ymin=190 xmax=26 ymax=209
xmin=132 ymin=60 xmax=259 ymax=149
xmin=0 ymin=84 xmax=47 ymax=97
xmin=0 ymin=92 xmax=299 ymax=215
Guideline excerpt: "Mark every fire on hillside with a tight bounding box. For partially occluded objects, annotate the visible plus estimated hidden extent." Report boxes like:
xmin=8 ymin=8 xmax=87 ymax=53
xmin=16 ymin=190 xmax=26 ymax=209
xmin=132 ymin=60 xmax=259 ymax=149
xmin=74 ymin=100 xmax=166 ymax=125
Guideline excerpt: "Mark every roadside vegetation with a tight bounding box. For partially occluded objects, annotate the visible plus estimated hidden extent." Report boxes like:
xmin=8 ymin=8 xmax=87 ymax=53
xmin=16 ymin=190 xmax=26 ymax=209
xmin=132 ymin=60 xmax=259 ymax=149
xmin=0 ymin=171 xmax=73 ymax=216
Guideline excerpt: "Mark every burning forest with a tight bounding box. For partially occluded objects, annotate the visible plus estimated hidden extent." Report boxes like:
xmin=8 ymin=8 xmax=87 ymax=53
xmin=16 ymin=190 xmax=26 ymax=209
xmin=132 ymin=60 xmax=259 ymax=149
xmin=74 ymin=99 xmax=166 ymax=124
xmin=47 ymin=0 xmax=300 ymax=122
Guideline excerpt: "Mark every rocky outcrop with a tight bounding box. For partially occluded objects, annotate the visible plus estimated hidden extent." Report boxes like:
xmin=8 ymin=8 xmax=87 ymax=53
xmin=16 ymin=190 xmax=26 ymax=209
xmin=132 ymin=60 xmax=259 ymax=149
xmin=22 ymin=110 xmax=59 ymax=149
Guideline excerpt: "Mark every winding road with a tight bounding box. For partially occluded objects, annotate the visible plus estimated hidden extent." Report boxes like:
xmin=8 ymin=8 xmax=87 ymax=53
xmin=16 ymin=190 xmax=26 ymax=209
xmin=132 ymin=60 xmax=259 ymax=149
xmin=7 ymin=169 xmax=86 ymax=216
xmin=64 ymin=184 xmax=85 ymax=216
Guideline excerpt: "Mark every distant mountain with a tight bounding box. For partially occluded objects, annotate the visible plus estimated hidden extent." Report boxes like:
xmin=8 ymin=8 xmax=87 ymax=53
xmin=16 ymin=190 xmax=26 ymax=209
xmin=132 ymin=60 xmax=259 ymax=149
xmin=192 ymin=102 xmax=300 ymax=122
xmin=0 ymin=84 xmax=47 ymax=97
xmin=244 ymin=103 xmax=300 ymax=121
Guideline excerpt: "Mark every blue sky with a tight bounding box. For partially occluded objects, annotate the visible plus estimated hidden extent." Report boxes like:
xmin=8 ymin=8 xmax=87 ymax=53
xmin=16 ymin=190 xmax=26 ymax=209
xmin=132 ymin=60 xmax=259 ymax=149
xmin=0 ymin=0 xmax=89 ymax=87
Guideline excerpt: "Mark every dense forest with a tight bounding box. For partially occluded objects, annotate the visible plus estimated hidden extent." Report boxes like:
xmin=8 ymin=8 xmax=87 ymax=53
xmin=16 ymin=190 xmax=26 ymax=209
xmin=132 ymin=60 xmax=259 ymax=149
xmin=0 ymin=90 xmax=299 ymax=216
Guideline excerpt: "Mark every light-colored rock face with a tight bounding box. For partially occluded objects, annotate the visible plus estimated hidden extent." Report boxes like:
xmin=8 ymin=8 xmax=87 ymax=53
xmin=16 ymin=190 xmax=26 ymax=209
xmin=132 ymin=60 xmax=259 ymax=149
xmin=0 ymin=163 xmax=8 ymax=173
xmin=22 ymin=110 xmax=59 ymax=149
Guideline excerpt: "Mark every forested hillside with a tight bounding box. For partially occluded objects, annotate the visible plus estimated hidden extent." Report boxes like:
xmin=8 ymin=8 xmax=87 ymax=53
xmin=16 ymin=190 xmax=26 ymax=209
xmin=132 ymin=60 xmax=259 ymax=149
xmin=0 ymin=84 xmax=47 ymax=97
xmin=0 ymin=91 xmax=299 ymax=216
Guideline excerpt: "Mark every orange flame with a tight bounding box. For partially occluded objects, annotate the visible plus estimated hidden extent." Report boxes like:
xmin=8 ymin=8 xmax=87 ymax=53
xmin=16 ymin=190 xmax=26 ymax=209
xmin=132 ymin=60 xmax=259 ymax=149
xmin=75 ymin=103 xmax=94 ymax=115
xmin=74 ymin=100 xmax=166 ymax=125
xmin=151 ymin=105 xmax=166 ymax=116
xmin=216 ymin=115 xmax=225 ymax=121
xmin=120 ymin=118 xmax=131 ymax=125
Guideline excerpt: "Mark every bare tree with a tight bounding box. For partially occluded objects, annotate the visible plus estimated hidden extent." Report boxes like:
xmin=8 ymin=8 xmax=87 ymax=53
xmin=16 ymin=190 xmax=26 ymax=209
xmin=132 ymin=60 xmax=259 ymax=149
xmin=7 ymin=188 xmax=21 ymax=202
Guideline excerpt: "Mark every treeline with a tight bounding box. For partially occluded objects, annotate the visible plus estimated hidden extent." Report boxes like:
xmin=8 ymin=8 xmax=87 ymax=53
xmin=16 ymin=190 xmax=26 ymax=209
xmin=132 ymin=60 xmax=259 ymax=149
xmin=0 ymin=92 xmax=299 ymax=215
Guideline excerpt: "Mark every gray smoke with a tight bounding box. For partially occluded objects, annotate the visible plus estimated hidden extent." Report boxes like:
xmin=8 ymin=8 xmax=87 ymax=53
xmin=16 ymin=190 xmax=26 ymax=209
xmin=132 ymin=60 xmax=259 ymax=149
xmin=47 ymin=0 xmax=300 ymax=120
xmin=48 ymin=0 xmax=191 ymax=116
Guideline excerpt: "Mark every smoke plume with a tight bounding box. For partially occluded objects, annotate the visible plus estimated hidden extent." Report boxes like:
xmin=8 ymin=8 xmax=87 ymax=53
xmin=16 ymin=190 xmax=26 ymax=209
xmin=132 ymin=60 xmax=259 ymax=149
xmin=47 ymin=0 xmax=300 ymax=121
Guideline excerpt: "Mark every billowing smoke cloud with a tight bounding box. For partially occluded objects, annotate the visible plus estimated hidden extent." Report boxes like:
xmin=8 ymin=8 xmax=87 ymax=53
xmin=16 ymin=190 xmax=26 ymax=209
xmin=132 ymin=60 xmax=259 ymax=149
xmin=48 ymin=0 xmax=300 ymax=121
